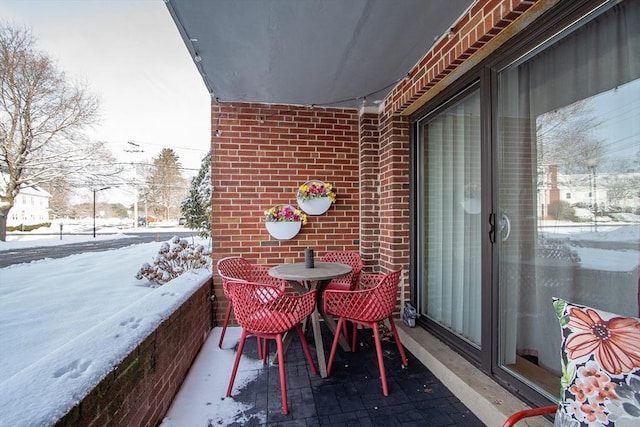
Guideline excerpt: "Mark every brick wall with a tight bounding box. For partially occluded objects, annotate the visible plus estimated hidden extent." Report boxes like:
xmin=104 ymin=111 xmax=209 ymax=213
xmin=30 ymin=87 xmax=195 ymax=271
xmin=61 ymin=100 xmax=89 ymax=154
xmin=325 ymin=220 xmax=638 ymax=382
xmin=211 ymin=103 xmax=361 ymax=325
xmin=55 ymin=279 xmax=212 ymax=427
xmin=388 ymin=0 xmax=542 ymax=115
xmin=209 ymin=0 xmax=545 ymax=325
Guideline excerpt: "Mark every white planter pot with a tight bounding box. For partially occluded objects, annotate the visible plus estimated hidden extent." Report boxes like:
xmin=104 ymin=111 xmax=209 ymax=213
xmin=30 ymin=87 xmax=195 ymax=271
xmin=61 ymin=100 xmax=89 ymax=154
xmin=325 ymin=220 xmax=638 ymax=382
xmin=265 ymin=221 xmax=302 ymax=240
xmin=297 ymin=196 xmax=332 ymax=215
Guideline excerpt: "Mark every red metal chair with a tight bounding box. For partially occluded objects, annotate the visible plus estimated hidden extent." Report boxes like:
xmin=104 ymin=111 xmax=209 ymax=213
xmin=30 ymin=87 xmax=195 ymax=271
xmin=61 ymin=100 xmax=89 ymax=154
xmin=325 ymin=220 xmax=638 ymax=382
xmin=225 ymin=280 xmax=318 ymax=415
xmin=320 ymin=251 xmax=364 ymax=340
xmin=321 ymin=251 xmax=363 ymax=291
xmin=216 ymin=257 xmax=285 ymax=348
xmin=323 ymin=269 xmax=408 ymax=396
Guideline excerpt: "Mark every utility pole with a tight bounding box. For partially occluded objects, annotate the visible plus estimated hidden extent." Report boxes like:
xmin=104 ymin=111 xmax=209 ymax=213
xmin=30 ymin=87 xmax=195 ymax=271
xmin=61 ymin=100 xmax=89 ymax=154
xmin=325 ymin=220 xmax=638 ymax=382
xmin=125 ymin=141 xmax=144 ymax=228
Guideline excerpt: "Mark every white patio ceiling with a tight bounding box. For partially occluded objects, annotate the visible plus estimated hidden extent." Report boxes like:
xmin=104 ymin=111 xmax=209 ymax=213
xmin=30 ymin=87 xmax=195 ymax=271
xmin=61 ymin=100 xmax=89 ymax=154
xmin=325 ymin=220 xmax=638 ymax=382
xmin=165 ymin=0 xmax=475 ymax=109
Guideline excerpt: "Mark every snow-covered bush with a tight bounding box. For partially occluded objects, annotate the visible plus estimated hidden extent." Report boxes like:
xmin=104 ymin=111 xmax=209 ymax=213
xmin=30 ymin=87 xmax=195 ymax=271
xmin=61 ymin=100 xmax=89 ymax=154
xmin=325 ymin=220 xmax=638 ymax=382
xmin=135 ymin=236 xmax=212 ymax=286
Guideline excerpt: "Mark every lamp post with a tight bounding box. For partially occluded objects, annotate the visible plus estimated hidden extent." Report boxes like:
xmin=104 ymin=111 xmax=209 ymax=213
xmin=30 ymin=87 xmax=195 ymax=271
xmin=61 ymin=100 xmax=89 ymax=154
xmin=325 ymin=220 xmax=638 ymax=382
xmin=93 ymin=186 xmax=111 ymax=238
xmin=586 ymin=158 xmax=598 ymax=232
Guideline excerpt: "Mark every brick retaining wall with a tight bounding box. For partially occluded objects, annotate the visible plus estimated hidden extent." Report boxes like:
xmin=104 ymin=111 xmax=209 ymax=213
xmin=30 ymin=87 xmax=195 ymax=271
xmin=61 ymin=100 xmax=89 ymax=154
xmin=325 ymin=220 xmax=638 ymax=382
xmin=54 ymin=278 xmax=212 ymax=427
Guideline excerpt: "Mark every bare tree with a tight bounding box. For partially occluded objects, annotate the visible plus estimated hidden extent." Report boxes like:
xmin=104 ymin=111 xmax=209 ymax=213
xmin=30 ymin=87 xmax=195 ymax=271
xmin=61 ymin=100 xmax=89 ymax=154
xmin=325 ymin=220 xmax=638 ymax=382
xmin=536 ymin=99 xmax=605 ymax=174
xmin=606 ymin=175 xmax=640 ymax=209
xmin=0 ymin=24 xmax=119 ymax=240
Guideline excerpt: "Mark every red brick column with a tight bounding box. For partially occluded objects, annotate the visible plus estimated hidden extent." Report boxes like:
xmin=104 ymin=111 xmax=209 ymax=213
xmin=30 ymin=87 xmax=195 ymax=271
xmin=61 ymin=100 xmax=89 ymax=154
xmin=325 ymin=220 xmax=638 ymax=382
xmin=358 ymin=109 xmax=380 ymax=272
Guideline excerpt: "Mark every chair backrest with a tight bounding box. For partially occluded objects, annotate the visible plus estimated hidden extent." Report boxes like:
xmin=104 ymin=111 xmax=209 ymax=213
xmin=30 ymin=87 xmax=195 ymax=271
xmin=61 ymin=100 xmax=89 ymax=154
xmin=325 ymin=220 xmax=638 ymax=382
xmin=325 ymin=270 xmax=402 ymax=323
xmin=216 ymin=256 xmax=253 ymax=281
xmin=550 ymin=298 xmax=640 ymax=426
xmin=321 ymin=251 xmax=363 ymax=289
xmin=364 ymin=270 xmax=402 ymax=321
xmin=216 ymin=257 xmax=285 ymax=292
xmin=226 ymin=280 xmax=316 ymax=334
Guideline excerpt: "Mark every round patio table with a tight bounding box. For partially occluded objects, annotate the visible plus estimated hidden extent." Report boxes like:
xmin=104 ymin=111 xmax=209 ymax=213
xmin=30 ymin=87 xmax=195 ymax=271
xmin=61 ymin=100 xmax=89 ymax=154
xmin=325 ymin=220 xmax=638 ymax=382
xmin=269 ymin=262 xmax=352 ymax=378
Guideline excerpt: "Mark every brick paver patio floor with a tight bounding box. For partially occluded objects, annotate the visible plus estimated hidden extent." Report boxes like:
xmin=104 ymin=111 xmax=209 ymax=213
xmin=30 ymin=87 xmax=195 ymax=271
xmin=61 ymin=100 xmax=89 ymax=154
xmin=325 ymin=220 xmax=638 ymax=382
xmin=222 ymin=321 xmax=485 ymax=426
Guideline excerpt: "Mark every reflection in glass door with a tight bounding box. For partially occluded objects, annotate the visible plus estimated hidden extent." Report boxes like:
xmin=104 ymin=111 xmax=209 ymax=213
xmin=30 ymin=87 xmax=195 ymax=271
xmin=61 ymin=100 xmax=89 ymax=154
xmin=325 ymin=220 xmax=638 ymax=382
xmin=496 ymin=1 xmax=639 ymax=399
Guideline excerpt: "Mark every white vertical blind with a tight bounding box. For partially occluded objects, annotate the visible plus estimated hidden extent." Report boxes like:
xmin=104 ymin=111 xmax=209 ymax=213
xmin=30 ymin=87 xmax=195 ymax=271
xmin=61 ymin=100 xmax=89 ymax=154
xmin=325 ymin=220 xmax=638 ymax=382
xmin=422 ymin=90 xmax=482 ymax=345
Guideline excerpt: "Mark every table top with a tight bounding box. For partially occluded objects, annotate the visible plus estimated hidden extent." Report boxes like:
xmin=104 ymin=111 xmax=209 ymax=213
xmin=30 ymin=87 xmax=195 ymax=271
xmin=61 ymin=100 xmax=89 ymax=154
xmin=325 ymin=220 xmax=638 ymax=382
xmin=269 ymin=262 xmax=352 ymax=282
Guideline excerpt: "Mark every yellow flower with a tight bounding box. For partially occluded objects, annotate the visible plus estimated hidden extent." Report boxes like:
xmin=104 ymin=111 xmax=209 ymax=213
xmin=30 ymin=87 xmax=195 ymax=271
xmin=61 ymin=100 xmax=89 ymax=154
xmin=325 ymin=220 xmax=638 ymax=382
xmin=297 ymin=181 xmax=336 ymax=202
xmin=264 ymin=204 xmax=307 ymax=224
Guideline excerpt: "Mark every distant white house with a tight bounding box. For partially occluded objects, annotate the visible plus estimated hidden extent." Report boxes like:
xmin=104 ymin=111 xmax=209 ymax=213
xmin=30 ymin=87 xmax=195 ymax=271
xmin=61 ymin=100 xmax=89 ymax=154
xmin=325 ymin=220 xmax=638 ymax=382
xmin=537 ymin=165 xmax=639 ymax=218
xmin=5 ymin=186 xmax=51 ymax=227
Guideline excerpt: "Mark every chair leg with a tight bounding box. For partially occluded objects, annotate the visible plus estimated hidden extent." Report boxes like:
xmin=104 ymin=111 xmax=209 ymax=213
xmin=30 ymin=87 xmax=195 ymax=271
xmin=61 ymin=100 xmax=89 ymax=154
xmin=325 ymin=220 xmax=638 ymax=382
xmin=276 ymin=334 xmax=288 ymax=415
xmin=226 ymin=329 xmax=248 ymax=397
xmin=295 ymin=324 xmax=318 ymax=375
xmin=304 ymin=315 xmax=311 ymax=336
xmin=372 ymin=322 xmax=389 ymax=396
xmin=262 ymin=338 xmax=269 ymax=365
xmin=341 ymin=320 xmax=350 ymax=343
xmin=256 ymin=337 xmax=268 ymax=360
xmin=327 ymin=317 xmax=346 ymax=376
xmin=218 ymin=301 xmax=233 ymax=348
xmin=387 ymin=317 xmax=409 ymax=366
xmin=351 ymin=322 xmax=358 ymax=352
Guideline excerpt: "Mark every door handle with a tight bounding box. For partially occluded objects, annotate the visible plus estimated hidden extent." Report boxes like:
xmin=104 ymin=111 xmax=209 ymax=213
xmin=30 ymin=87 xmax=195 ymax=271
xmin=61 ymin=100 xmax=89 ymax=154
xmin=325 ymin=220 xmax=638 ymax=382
xmin=489 ymin=213 xmax=496 ymax=244
xmin=499 ymin=214 xmax=511 ymax=242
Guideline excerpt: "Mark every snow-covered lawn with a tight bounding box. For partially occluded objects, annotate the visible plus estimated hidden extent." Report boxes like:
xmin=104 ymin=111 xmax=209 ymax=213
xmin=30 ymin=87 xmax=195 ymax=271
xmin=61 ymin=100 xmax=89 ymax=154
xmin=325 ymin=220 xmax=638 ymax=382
xmin=0 ymin=223 xmax=264 ymax=426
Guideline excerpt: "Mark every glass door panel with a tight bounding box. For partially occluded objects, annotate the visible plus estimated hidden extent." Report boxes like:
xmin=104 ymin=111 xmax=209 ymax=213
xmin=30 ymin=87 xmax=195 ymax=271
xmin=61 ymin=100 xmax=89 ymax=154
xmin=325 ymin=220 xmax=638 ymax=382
xmin=496 ymin=2 xmax=640 ymax=399
xmin=418 ymin=89 xmax=482 ymax=346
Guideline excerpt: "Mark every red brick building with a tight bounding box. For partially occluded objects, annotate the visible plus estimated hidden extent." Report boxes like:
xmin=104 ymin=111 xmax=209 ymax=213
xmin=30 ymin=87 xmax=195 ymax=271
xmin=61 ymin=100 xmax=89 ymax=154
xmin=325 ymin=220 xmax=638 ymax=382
xmin=168 ymin=0 xmax=640 ymax=416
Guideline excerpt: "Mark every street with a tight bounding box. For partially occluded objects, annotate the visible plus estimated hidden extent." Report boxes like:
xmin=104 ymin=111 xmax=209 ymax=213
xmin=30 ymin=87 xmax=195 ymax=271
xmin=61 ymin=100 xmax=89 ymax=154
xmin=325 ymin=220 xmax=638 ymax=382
xmin=0 ymin=231 xmax=200 ymax=268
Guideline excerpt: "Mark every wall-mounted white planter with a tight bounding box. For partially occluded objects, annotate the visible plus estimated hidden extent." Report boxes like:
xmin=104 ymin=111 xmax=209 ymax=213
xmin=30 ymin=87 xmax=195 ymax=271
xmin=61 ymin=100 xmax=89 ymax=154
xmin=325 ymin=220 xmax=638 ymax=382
xmin=265 ymin=221 xmax=302 ymax=240
xmin=297 ymin=195 xmax=332 ymax=215
xmin=297 ymin=180 xmax=334 ymax=215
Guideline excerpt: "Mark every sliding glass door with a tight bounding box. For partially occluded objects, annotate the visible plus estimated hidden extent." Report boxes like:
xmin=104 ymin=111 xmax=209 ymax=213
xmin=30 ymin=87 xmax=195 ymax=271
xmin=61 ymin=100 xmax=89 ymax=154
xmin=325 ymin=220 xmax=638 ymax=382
xmin=413 ymin=0 xmax=639 ymax=402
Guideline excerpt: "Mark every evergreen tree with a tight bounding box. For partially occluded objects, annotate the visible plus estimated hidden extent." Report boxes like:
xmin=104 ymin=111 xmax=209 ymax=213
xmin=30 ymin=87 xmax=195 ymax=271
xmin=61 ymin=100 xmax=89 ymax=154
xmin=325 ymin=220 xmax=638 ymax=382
xmin=142 ymin=148 xmax=187 ymax=221
xmin=181 ymin=152 xmax=212 ymax=239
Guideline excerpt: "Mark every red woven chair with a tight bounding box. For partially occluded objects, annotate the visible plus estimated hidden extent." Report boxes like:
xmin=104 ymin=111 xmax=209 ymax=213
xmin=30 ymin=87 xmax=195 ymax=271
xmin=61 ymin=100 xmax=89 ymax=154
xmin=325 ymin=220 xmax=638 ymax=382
xmin=216 ymin=257 xmax=285 ymax=348
xmin=321 ymin=251 xmax=363 ymax=291
xmin=320 ymin=251 xmax=364 ymax=341
xmin=225 ymin=280 xmax=318 ymax=415
xmin=324 ymin=269 xmax=408 ymax=396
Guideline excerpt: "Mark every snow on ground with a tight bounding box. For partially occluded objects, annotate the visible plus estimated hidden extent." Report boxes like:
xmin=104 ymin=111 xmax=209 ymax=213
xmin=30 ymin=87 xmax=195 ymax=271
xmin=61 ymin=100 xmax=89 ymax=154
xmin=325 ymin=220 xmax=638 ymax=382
xmin=0 ymin=221 xmax=261 ymax=427
xmin=574 ymin=247 xmax=639 ymax=272
xmin=541 ymin=222 xmax=639 ymax=272
xmin=159 ymin=327 xmax=267 ymax=427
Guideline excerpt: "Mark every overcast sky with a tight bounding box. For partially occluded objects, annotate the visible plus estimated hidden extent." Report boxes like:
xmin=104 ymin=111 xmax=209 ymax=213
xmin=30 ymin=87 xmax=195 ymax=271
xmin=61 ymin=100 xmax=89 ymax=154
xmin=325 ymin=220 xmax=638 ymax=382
xmin=0 ymin=0 xmax=211 ymax=181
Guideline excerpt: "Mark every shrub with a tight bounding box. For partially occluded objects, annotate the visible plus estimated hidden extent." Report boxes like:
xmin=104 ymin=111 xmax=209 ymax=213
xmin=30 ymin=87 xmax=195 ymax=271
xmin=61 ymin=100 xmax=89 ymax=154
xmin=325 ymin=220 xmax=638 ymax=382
xmin=548 ymin=200 xmax=574 ymax=221
xmin=135 ymin=236 xmax=211 ymax=286
xmin=6 ymin=222 xmax=52 ymax=232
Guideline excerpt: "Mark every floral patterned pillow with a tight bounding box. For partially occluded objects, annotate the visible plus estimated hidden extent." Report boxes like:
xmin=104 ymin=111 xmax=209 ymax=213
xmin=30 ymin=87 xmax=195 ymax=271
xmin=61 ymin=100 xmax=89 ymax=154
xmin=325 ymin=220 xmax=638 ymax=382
xmin=553 ymin=298 xmax=640 ymax=426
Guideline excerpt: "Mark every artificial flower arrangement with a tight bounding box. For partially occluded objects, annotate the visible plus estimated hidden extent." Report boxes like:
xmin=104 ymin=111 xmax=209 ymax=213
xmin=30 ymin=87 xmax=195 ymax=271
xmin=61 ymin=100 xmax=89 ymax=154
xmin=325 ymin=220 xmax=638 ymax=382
xmin=297 ymin=181 xmax=336 ymax=202
xmin=263 ymin=204 xmax=308 ymax=225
